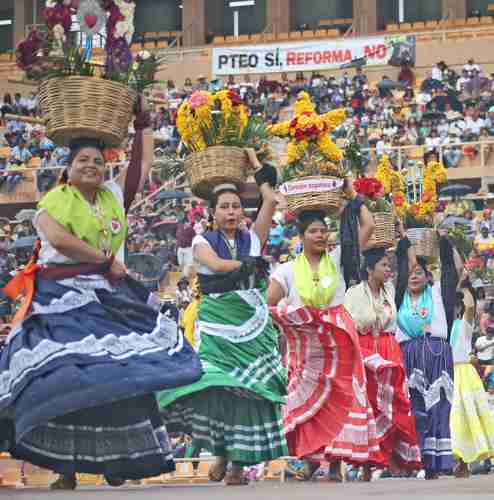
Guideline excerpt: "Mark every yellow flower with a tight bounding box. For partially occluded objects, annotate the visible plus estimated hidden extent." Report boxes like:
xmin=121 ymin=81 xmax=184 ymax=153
xmin=318 ymin=134 xmax=343 ymax=162
xmin=321 ymin=108 xmax=346 ymax=130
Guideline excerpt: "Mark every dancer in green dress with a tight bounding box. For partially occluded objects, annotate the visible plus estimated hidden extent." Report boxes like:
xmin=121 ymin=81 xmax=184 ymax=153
xmin=158 ymin=149 xmax=288 ymax=485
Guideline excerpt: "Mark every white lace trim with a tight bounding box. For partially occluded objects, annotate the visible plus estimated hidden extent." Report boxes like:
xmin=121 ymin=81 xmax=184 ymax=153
xmin=0 ymin=312 xmax=180 ymax=404
xmin=199 ymin=290 xmax=269 ymax=344
xmin=408 ymin=369 xmax=454 ymax=410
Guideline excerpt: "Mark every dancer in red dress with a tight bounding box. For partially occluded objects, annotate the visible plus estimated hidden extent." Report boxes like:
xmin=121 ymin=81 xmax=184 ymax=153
xmin=344 ymin=247 xmax=422 ymax=479
xmin=267 ymin=199 xmax=386 ymax=481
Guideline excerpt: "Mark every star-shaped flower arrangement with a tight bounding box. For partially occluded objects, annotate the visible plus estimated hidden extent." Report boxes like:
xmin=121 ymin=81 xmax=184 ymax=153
xmin=269 ymin=91 xmax=347 ymax=181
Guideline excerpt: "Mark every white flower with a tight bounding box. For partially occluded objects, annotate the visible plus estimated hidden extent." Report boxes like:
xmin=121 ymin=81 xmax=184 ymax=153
xmin=138 ymin=50 xmax=151 ymax=60
xmin=53 ymin=23 xmax=66 ymax=41
xmin=45 ymin=0 xmax=57 ymax=7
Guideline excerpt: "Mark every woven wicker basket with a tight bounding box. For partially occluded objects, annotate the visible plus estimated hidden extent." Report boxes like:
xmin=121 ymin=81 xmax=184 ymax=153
xmin=281 ymin=176 xmax=343 ymax=215
xmin=406 ymin=227 xmax=438 ymax=258
xmin=368 ymin=212 xmax=395 ymax=249
xmin=184 ymin=146 xmax=249 ymax=199
xmin=38 ymin=77 xmax=135 ymax=147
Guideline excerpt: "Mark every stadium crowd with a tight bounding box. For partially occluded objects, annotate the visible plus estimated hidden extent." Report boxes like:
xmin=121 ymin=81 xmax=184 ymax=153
xmin=1 ymin=57 xmax=494 ymax=299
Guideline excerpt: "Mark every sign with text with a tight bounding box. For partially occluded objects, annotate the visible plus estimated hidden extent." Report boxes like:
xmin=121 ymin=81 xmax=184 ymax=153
xmin=212 ymin=35 xmax=415 ymax=76
xmin=280 ymin=177 xmax=344 ymax=196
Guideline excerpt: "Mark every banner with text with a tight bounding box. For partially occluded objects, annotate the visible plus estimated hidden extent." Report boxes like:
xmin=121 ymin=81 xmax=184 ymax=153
xmin=212 ymin=35 xmax=415 ymax=76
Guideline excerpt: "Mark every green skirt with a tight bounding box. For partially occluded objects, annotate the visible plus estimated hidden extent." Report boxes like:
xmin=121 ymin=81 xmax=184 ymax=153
xmin=158 ymin=289 xmax=288 ymax=465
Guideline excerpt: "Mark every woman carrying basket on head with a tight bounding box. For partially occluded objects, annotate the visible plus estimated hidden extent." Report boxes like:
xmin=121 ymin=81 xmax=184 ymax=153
xmin=267 ymin=184 xmax=387 ymax=483
xmin=344 ymin=243 xmax=422 ymax=479
xmin=395 ymin=230 xmax=462 ymax=479
xmin=158 ymin=150 xmax=289 ymax=486
xmin=0 ymin=98 xmax=202 ymax=490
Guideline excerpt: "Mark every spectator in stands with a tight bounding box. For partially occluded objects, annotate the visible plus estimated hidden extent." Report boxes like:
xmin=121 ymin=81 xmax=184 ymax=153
xmin=398 ymin=62 xmax=415 ymax=88
xmin=176 ymin=212 xmax=195 ymax=276
xmin=0 ymin=93 xmax=14 ymax=120
xmin=464 ymin=58 xmax=482 ymax=77
xmin=37 ymin=150 xmax=57 ymax=193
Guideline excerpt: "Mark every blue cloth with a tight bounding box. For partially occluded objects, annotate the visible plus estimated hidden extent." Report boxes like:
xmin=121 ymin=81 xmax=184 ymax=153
xmin=397 ymin=285 xmax=434 ymax=339
xmin=401 ymin=336 xmax=454 ymax=474
xmin=269 ymin=225 xmax=285 ymax=246
xmin=203 ymin=229 xmax=251 ymax=260
xmin=0 ymin=276 xmax=202 ymax=478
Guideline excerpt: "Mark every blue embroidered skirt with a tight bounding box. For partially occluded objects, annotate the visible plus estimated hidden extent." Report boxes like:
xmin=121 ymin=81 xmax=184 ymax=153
xmin=0 ymin=275 xmax=202 ymax=479
xmin=400 ymin=335 xmax=454 ymax=474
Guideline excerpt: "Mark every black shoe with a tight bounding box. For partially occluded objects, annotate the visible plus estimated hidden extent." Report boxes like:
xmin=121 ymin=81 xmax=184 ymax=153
xmin=104 ymin=476 xmax=126 ymax=487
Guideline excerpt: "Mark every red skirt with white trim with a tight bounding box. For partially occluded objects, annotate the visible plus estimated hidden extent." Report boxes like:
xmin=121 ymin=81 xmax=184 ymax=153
xmin=358 ymin=332 xmax=422 ymax=470
xmin=271 ymin=304 xmax=386 ymax=466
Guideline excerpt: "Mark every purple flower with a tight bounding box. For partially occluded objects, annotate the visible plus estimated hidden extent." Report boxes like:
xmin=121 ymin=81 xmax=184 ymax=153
xmin=106 ymin=36 xmax=133 ymax=77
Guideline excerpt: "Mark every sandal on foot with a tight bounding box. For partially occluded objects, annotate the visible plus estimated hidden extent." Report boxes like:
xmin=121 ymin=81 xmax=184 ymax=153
xmin=225 ymin=472 xmax=249 ymax=486
xmin=50 ymin=475 xmax=77 ymax=490
xmin=208 ymin=460 xmax=227 ymax=482
xmin=328 ymin=462 xmax=343 ymax=483
xmin=295 ymin=461 xmax=320 ymax=481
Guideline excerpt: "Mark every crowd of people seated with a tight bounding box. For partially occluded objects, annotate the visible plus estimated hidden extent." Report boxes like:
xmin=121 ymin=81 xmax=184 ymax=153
xmin=1 ymin=56 xmax=494 ymax=308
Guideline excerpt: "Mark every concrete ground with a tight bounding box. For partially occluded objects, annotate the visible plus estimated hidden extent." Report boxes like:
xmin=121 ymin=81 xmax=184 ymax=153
xmin=1 ymin=476 xmax=493 ymax=500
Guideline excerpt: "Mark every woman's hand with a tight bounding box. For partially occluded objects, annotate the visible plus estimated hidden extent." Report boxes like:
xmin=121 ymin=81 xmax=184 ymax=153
xmin=109 ymin=259 xmax=127 ymax=280
xmin=245 ymin=148 xmax=262 ymax=170
xmin=396 ymin=218 xmax=406 ymax=239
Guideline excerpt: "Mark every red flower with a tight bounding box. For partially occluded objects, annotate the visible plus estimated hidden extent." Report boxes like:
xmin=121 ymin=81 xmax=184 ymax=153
xmin=353 ymin=177 xmax=384 ymax=200
xmin=294 ymin=129 xmax=306 ymax=141
xmin=228 ymin=90 xmax=243 ymax=106
xmin=290 ymin=117 xmax=298 ymax=128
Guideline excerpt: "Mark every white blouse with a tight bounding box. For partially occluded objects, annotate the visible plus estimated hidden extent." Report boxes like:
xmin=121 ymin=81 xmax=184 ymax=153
xmin=270 ymin=247 xmax=345 ymax=309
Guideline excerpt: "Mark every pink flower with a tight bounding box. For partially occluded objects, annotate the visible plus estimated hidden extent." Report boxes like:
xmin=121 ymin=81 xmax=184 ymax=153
xmin=189 ymin=91 xmax=209 ymax=110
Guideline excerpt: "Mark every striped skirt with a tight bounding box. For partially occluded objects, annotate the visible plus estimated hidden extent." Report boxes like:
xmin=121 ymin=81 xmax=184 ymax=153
xmin=158 ymin=289 xmax=289 ymax=465
xmin=271 ymin=304 xmax=386 ymax=467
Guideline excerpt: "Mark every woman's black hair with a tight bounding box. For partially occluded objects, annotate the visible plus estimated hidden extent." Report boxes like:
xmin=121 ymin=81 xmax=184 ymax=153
xmin=361 ymin=247 xmax=387 ymax=280
xmin=58 ymin=138 xmax=106 ymax=185
xmin=67 ymin=137 xmax=105 ymax=166
xmin=297 ymin=210 xmax=326 ymax=235
xmin=395 ymin=235 xmax=459 ymax=341
xmin=209 ymin=187 xmax=242 ymax=211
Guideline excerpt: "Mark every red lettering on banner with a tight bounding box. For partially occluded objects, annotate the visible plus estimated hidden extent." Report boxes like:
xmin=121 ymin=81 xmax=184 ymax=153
xmin=376 ymin=44 xmax=387 ymax=58
xmin=344 ymin=49 xmax=352 ymax=61
xmin=296 ymin=53 xmax=305 ymax=65
xmin=287 ymin=52 xmax=296 ymax=65
xmin=323 ymin=51 xmax=331 ymax=63
xmin=364 ymin=45 xmax=376 ymax=59
xmin=332 ymin=50 xmax=343 ymax=62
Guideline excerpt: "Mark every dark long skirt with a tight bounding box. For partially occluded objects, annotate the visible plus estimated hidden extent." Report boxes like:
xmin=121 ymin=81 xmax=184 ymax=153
xmin=0 ymin=275 xmax=202 ymax=479
xmin=400 ymin=335 xmax=454 ymax=474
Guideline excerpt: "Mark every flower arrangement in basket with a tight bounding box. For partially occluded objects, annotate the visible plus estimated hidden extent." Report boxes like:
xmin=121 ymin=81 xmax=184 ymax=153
xmin=176 ymin=89 xmax=272 ymax=199
xmin=377 ymin=156 xmax=447 ymax=257
xmin=16 ymin=0 xmax=158 ymax=147
xmin=354 ymin=177 xmax=395 ymax=249
xmin=269 ymin=91 xmax=347 ymax=214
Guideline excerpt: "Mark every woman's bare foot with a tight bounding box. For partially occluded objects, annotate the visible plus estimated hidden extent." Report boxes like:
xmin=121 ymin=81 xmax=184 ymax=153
xmin=295 ymin=460 xmax=320 ymax=481
xmin=361 ymin=465 xmax=372 ymax=482
xmin=208 ymin=456 xmax=227 ymax=482
xmin=50 ymin=474 xmax=77 ymax=490
xmin=328 ymin=461 xmax=343 ymax=482
xmin=454 ymin=460 xmax=470 ymax=479
xmin=225 ymin=464 xmax=248 ymax=486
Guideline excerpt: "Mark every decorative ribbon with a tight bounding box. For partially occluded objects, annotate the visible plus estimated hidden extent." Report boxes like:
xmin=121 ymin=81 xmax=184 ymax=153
xmin=83 ymin=36 xmax=93 ymax=62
